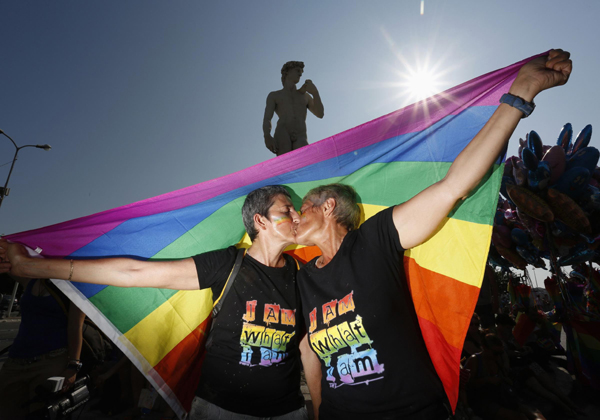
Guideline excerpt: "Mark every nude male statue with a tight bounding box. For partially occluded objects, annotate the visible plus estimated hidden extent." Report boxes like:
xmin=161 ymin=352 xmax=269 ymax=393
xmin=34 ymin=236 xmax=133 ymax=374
xmin=263 ymin=61 xmax=324 ymax=156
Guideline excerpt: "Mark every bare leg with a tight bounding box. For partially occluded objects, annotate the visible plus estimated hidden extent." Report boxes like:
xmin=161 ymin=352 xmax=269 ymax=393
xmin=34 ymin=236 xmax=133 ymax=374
xmin=274 ymin=127 xmax=293 ymax=156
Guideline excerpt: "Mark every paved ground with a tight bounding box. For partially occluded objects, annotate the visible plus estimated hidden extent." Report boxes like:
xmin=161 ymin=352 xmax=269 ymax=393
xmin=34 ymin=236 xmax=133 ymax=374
xmin=1 ymin=316 xmax=597 ymax=419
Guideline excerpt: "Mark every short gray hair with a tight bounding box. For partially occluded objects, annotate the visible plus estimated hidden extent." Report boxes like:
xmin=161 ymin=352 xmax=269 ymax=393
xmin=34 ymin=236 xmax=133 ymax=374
xmin=242 ymin=185 xmax=291 ymax=241
xmin=303 ymin=184 xmax=360 ymax=231
xmin=281 ymin=61 xmax=304 ymax=86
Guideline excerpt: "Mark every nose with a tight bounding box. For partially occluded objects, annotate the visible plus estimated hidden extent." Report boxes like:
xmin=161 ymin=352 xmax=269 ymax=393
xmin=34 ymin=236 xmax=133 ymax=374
xmin=290 ymin=209 xmax=301 ymax=224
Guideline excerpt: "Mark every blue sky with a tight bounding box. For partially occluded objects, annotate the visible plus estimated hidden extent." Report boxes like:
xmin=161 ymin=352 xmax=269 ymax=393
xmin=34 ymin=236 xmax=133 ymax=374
xmin=2 ymin=0 xmax=599 ymax=258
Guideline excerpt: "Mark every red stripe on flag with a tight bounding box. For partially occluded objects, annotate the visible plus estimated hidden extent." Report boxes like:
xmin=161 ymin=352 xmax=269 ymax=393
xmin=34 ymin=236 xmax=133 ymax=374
xmin=153 ymin=316 xmax=212 ymax=411
xmin=418 ymin=316 xmax=462 ymax=411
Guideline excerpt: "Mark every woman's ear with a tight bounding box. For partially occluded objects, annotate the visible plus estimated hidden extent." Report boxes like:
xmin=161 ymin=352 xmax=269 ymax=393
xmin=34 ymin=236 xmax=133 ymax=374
xmin=253 ymin=213 xmax=269 ymax=234
xmin=322 ymin=197 xmax=337 ymax=218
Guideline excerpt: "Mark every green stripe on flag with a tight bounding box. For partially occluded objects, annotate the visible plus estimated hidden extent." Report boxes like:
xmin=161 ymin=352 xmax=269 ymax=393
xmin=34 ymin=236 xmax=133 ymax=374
xmin=90 ymin=286 xmax=178 ymax=333
xmin=152 ymin=161 xmax=502 ymax=261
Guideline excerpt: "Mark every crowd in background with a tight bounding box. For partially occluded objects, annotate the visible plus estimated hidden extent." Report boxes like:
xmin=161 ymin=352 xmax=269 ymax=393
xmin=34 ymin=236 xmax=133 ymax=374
xmin=455 ymin=267 xmax=588 ymax=420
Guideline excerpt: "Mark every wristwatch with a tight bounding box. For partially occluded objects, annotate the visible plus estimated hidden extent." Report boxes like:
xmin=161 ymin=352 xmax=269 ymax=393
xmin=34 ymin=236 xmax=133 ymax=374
xmin=499 ymin=93 xmax=535 ymax=118
xmin=67 ymin=360 xmax=83 ymax=372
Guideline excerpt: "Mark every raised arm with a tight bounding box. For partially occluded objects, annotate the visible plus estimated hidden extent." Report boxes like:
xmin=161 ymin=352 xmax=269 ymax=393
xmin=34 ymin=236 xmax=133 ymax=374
xmin=394 ymin=49 xmax=572 ymax=249
xmin=263 ymin=92 xmax=277 ymax=153
xmin=302 ymin=80 xmax=324 ymax=119
xmin=0 ymin=239 xmax=199 ymax=290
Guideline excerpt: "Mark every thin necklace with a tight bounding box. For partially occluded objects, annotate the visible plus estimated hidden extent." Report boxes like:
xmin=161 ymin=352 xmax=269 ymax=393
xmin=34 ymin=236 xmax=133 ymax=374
xmin=316 ymin=256 xmax=324 ymax=268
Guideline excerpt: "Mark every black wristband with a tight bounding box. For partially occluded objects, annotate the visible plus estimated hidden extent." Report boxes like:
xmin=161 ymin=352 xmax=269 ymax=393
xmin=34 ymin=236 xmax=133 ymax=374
xmin=66 ymin=360 xmax=83 ymax=372
xmin=499 ymin=93 xmax=535 ymax=118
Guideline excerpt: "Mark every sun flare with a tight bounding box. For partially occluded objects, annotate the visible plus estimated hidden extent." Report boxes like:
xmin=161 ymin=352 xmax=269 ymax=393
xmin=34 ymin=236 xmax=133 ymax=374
xmin=378 ymin=28 xmax=454 ymax=108
xmin=405 ymin=69 xmax=440 ymax=101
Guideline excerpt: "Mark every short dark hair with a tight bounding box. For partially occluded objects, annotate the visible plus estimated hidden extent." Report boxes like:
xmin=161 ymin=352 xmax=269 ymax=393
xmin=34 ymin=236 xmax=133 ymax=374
xmin=281 ymin=61 xmax=304 ymax=86
xmin=303 ymin=184 xmax=361 ymax=232
xmin=242 ymin=185 xmax=291 ymax=241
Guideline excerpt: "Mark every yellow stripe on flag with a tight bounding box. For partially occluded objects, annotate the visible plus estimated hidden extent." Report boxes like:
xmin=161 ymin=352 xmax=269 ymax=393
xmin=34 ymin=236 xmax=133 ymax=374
xmin=281 ymin=203 xmax=489 ymax=288
xmin=124 ymin=289 xmax=213 ymax=366
xmin=239 ymin=233 xmax=252 ymax=248
xmin=358 ymin=203 xmax=387 ymax=221
xmin=405 ymin=217 xmax=492 ymax=287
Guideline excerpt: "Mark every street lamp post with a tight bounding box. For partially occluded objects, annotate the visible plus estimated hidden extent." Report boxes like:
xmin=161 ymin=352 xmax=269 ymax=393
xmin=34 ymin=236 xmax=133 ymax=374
xmin=0 ymin=129 xmax=51 ymax=317
xmin=0 ymin=129 xmax=51 ymax=210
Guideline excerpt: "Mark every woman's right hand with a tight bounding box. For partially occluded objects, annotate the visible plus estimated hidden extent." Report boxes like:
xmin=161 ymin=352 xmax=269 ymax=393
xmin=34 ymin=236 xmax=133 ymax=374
xmin=0 ymin=239 xmax=29 ymax=275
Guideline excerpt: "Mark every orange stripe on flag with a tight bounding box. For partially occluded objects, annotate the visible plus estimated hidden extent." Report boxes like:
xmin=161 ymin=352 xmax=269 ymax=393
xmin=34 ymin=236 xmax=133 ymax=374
xmin=404 ymin=256 xmax=481 ymax=349
xmin=286 ymin=246 xmax=321 ymax=264
xmin=153 ymin=316 xmax=212 ymax=411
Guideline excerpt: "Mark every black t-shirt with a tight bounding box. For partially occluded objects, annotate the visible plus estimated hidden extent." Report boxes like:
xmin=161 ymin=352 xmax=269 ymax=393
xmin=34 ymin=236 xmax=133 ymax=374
xmin=297 ymin=207 xmax=448 ymax=419
xmin=193 ymin=247 xmax=304 ymax=416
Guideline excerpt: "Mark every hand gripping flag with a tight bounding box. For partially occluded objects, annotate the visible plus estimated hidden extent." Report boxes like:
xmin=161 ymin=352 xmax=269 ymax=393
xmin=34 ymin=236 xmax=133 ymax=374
xmin=6 ymin=53 xmax=539 ymax=417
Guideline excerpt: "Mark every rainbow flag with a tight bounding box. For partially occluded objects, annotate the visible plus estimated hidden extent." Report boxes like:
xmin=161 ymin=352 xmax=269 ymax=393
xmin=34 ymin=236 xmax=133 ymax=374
xmin=6 ymin=53 xmax=537 ymax=416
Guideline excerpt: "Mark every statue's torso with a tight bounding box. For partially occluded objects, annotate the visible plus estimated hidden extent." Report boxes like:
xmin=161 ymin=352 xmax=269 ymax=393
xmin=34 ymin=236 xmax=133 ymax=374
xmin=273 ymin=89 xmax=308 ymax=135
